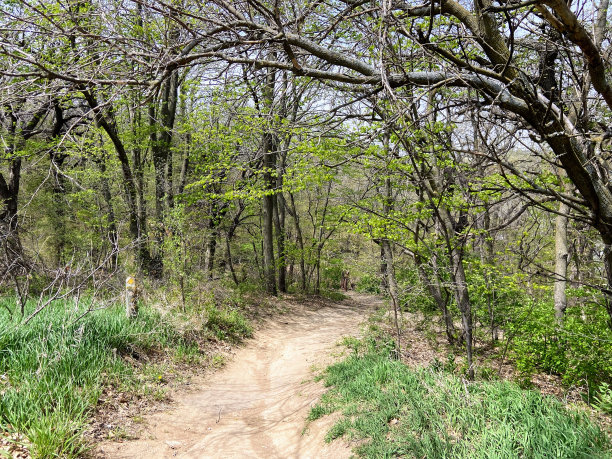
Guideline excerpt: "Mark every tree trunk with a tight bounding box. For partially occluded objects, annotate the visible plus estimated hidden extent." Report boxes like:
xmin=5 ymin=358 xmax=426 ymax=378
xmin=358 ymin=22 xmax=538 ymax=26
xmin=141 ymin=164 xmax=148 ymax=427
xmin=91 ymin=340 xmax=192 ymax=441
xmin=273 ymin=197 xmax=286 ymax=293
xmin=131 ymin=122 xmax=148 ymax=271
xmin=262 ymin=153 xmax=277 ymax=295
xmin=380 ymin=132 xmax=402 ymax=354
xmin=49 ymin=152 xmax=68 ymax=266
xmin=603 ymin=243 xmax=612 ymax=328
xmin=96 ymin=158 xmax=119 ymax=271
xmin=225 ymin=237 xmax=239 ymax=285
xmin=288 ymin=191 xmax=306 ymax=292
xmin=150 ymin=101 xmax=166 ymax=230
xmin=415 ymin=251 xmax=456 ymax=343
xmin=261 ymin=65 xmax=278 ymax=296
xmin=380 ymin=245 xmax=388 ymax=291
xmin=554 ymin=202 xmax=569 ymax=324
xmin=48 ymin=102 xmax=68 ymax=267
xmin=204 ymin=237 xmax=217 ymax=279
xmin=450 ymin=245 xmax=475 ymax=380
xmin=0 ymin=103 xmax=48 ymax=276
xmin=274 ymin=157 xmax=287 ymax=293
xmin=249 ymin=238 xmax=261 ymax=281
xmin=382 ymin=239 xmax=401 ymax=356
xmin=436 ymin=204 xmax=475 ymax=379
xmin=224 ymin=202 xmax=245 ymax=285
xmin=203 ymin=200 xmax=229 ymax=280
xmin=178 ymin=134 xmax=190 ymax=196
xmin=0 ymin=159 xmax=23 ymax=274
xmin=164 ymin=82 xmax=177 ymax=211
xmin=482 ymin=203 xmax=497 ymax=341
xmin=82 ymin=88 xmax=152 ymax=274
xmin=315 ymin=246 xmax=321 ymax=294
xmin=148 ymin=72 xmax=179 ymax=277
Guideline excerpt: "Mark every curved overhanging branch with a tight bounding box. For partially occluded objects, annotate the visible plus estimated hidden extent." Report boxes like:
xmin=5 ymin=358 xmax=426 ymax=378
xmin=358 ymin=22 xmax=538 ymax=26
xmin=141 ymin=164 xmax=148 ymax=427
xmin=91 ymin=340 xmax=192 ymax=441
xmin=537 ymin=0 xmax=612 ymax=111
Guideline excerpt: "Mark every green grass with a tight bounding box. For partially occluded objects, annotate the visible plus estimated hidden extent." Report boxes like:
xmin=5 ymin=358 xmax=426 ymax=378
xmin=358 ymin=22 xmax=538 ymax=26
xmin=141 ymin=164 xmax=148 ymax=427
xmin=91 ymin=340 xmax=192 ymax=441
xmin=310 ymin=337 xmax=611 ymax=458
xmin=320 ymin=290 xmax=347 ymax=302
xmin=0 ymin=295 xmax=252 ymax=458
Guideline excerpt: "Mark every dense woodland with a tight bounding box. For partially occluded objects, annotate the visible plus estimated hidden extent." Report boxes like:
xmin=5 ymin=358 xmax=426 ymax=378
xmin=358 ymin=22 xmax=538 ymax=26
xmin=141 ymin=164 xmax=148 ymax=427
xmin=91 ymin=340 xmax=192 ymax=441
xmin=2 ymin=0 xmax=612 ymax=455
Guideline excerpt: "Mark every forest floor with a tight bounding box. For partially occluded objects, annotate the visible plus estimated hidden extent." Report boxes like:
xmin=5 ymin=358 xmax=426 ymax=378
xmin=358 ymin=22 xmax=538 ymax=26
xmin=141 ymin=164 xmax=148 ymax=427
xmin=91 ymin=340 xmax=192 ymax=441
xmin=94 ymin=292 xmax=380 ymax=459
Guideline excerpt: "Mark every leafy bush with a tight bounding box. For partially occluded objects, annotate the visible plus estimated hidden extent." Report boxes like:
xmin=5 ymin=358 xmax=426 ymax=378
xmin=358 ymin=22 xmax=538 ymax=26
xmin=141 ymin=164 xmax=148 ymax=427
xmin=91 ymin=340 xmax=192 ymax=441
xmin=321 ymin=258 xmax=345 ymax=290
xmin=356 ymin=274 xmax=380 ymax=294
xmin=464 ymin=258 xmax=524 ymax=337
xmin=460 ymin=258 xmax=612 ymax=392
xmin=205 ymin=304 xmax=253 ymax=342
xmin=234 ymin=279 xmax=264 ymax=296
xmin=507 ymin=296 xmax=612 ymax=389
xmin=395 ymin=265 xmax=436 ymax=313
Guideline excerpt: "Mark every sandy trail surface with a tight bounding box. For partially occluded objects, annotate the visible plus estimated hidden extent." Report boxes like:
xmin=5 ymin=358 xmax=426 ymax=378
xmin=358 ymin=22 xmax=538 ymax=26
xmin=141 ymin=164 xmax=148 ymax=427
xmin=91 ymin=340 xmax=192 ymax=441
xmin=97 ymin=293 xmax=378 ymax=459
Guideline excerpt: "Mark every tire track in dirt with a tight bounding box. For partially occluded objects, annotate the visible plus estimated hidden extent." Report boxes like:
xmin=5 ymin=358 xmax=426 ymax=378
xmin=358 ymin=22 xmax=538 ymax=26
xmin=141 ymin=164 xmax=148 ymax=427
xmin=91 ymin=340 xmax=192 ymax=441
xmin=96 ymin=293 xmax=379 ymax=459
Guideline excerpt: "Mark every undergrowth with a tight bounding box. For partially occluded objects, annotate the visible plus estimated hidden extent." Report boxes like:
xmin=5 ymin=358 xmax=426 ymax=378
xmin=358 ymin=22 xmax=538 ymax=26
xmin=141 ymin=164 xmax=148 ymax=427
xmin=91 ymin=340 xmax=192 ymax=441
xmin=310 ymin=337 xmax=611 ymax=458
xmin=205 ymin=303 xmax=253 ymax=342
xmin=0 ymin=292 xmax=252 ymax=458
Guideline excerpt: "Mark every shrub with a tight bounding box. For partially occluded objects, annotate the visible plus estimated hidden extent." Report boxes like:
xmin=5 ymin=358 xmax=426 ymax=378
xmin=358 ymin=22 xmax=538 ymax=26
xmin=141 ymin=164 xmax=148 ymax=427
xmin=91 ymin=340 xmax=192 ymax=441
xmin=356 ymin=274 xmax=380 ymax=294
xmin=205 ymin=304 xmax=253 ymax=343
xmin=508 ymin=296 xmax=612 ymax=390
xmin=321 ymin=258 xmax=345 ymax=290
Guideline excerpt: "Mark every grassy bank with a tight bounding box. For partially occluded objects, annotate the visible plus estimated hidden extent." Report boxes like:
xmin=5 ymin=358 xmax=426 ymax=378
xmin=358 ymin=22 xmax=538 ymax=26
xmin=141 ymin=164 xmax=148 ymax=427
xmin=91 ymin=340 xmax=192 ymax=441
xmin=310 ymin=336 xmax=611 ymax=458
xmin=0 ymin=291 xmax=253 ymax=458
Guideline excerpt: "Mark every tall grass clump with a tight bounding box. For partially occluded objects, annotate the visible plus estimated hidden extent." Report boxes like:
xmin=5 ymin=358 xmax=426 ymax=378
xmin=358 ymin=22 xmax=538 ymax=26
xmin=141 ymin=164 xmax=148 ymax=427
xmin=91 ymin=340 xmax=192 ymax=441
xmin=310 ymin=337 xmax=610 ymax=458
xmin=0 ymin=297 xmax=185 ymax=458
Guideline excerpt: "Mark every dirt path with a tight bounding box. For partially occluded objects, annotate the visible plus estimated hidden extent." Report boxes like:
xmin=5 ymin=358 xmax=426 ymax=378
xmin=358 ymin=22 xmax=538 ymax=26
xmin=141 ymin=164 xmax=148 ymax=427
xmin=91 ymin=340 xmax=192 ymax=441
xmin=96 ymin=293 xmax=379 ymax=459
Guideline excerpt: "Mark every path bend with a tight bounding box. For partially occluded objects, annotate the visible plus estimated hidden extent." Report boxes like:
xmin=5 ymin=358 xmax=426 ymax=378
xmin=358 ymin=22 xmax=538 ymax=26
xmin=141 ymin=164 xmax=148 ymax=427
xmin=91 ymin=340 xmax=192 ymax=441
xmin=96 ymin=292 xmax=379 ymax=459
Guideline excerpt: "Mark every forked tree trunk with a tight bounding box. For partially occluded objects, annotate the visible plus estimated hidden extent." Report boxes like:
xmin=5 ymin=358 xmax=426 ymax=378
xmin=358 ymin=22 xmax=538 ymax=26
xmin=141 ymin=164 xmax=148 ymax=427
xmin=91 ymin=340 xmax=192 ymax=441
xmin=437 ymin=206 xmax=475 ymax=380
